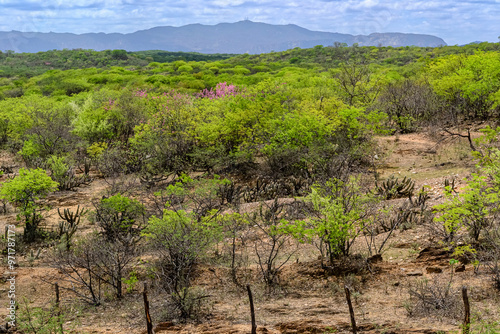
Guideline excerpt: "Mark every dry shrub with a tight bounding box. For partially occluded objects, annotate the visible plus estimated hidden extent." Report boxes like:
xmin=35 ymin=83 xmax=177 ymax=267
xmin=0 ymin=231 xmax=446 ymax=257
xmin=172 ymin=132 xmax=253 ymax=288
xmin=153 ymin=286 xmax=213 ymax=323
xmin=405 ymin=277 xmax=463 ymax=320
xmin=327 ymin=254 xmax=369 ymax=277
xmin=478 ymin=228 xmax=500 ymax=291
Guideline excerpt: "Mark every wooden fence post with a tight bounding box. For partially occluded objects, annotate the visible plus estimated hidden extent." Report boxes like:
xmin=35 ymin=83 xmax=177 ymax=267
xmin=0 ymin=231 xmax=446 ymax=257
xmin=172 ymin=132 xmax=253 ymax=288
xmin=247 ymin=285 xmax=257 ymax=334
xmin=462 ymin=286 xmax=470 ymax=334
xmin=55 ymin=282 xmax=63 ymax=334
xmin=345 ymin=286 xmax=357 ymax=334
xmin=143 ymin=283 xmax=153 ymax=334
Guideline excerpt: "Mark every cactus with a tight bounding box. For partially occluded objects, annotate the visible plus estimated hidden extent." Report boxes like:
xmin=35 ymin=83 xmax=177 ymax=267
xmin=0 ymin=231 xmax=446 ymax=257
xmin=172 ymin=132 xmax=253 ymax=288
xmin=57 ymin=205 xmax=87 ymax=251
xmin=139 ymin=171 xmax=169 ymax=189
xmin=444 ymin=178 xmax=458 ymax=194
xmin=83 ymin=157 xmax=91 ymax=175
xmin=217 ymin=181 xmax=243 ymax=205
xmin=27 ymin=248 xmax=41 ymax=267
xmin=411 ymin=186 xmax=430 ymax=214
xmin=376 ymin=175 xmax=415 ymax=200
xmin=58 ymin=205 xmax=87 ymax=227
xmin=30 ymin=248 xmax=41 ymax=259
xmin=60 ymin=169 xmax=93 ymax=191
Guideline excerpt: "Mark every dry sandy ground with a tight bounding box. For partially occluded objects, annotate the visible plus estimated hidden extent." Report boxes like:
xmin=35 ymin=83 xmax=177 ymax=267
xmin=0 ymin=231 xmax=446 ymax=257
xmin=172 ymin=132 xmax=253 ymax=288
xmin=1 ymin=131 xmax=499 ymax=334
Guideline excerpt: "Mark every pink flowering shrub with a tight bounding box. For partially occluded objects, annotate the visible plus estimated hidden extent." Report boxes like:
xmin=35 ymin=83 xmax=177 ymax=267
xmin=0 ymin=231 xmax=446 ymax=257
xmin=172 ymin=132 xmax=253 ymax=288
xmin=198 ymin=82 xmax=239 ymax=99
xmin=103 ymin=99 xmax=116 ymax=111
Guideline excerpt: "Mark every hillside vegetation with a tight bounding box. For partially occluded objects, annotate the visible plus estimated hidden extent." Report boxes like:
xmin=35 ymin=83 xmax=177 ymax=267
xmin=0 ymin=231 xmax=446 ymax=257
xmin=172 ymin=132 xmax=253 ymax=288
xmin=1 ymin=43 xmax=500 ymax=333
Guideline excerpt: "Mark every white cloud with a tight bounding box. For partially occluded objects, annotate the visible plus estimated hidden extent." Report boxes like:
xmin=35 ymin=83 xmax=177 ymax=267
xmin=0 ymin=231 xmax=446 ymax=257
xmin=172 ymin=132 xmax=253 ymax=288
xmin=0 ymin=0 xmax=498 ymax=44
xmin=211 ymin=0 xmax=247 ymax=6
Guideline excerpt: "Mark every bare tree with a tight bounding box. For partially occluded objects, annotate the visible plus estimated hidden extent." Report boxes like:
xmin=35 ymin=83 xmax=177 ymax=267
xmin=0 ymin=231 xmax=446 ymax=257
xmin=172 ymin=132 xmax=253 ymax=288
xmin=252 ymin=198 xmax=298 ymax=293
xmin=377 ymin=79 xmax=442 ymax=132
xmin=47 ymin=235 xmax=103 ymax=306
xmin=335 ymin=60 xmax=380 ymax=106
xmin=48 ymin=232 xmax=140 ymax=303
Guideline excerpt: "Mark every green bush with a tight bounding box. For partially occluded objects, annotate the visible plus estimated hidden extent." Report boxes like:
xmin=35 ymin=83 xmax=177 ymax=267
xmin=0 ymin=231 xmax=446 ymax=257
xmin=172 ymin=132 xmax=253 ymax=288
xmin=301 ymin=177 xmax=375 ymax=264
xmin=92 ymin=193 xmax=145 ymax=241
xmin=434 ymin=173 xmax=498 ymax=243
xmin=17 ymin=297 xmax=66 ymax=334
xmin=143 ymin=209 xmax=223 ymax=316
xmin=0 ymin=168 xmax=58 ymax=242
xmin=177 ymin=65 xmax=193 ymax=73
xmin=70 ymin=93 xmax=114 ymax=143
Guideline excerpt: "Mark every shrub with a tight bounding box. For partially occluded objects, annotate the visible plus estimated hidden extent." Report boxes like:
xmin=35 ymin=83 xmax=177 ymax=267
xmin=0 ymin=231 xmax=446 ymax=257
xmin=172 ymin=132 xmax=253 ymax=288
xmin=177 ymin=65 xmax=193 ymax=73
xmin=405 ymin=277 xmax=462 ymax=320
xmin=219 ymin=212 xmax=251 ymax=286
xmin=302 ymin=177 xmax=375 ymax=264
xmin=0 ymin=168 xmax=58 ymax=242
xmin=111 ymin=49 xmax=128 ymax=60
xmin=23 ymin=104 xmax=76 ymax=161
xmin=129 ymin=91 xmax=195 ymax=176
xmin=151 ymin=174 xmax=230 ymax=220
xmin=17 ymin=297 xmax=66 ymax=334
xmin=197 ymin=82 xmax=239 ymax=99
xmin=95 ymin=144 xmax=137 ymax=177
xmin=252 ymin=198 xmax=299 ymax=292
xmin=50 ymin=232 xmax=140 ymax=303
xmin=91 ymin=193 xmax=145 ymax=241
xmin=46 ymin=155 xmax=91 ymax=191
xmin=168 ymin=286 xmax=212 ymax=322
xmin=143 ymin=209 xmax=223 ymax=292
xmin=18 ymin=139 xmax=43 ymax=168
xmin=434 ymin=173 xmax=498 ymax=243
xmin=377 ymin=79 xmax=442 ymax=132
xmin=60 ymin=80 xmax=90 ymax=96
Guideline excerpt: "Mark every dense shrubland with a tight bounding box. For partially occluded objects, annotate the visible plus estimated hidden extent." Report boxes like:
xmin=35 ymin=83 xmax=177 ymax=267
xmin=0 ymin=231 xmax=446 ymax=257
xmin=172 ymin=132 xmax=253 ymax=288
xmin=2 ymin=42 xmax=500 ymax=330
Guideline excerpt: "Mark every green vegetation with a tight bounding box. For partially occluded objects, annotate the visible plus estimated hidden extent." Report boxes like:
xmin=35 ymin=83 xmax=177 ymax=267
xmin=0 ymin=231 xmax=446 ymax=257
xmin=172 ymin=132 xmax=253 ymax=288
xmin=0 ymin=49 xmax=236 ymax=79
xmin=2 ymin=42 xmax=500 ymax=330
xmin=304 ymin=177 xmax=375 ymax=263
xmin=133 ymin=50 xmax=237 ymax=63
xmin=0 ymin=168 xmax=58 ymax=241
xmin=92 ymin=193 xmax=145 ymax=240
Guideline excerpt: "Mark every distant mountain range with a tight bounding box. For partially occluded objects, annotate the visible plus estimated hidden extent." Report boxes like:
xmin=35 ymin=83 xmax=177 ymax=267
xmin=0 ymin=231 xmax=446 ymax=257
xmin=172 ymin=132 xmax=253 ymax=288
xmin=0 ymin=20 xmax=447 ymax=54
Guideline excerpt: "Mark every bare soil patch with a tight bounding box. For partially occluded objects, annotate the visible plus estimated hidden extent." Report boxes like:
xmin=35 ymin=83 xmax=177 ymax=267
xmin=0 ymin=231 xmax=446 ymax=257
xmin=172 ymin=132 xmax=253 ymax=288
xmin=1 ymin=132 xmax=499 ymax=334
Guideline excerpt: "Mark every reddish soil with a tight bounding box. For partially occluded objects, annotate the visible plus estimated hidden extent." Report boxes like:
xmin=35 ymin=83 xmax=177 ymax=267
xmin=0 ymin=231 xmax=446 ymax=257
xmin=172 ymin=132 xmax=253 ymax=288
xmin=1 ymin=132 xmax=499 ymax=334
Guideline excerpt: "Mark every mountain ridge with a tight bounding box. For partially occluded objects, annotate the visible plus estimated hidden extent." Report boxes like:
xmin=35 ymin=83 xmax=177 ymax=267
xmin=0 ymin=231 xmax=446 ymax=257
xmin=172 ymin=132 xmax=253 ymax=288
xmin=0 ymin=20 xmax=447 ymax=54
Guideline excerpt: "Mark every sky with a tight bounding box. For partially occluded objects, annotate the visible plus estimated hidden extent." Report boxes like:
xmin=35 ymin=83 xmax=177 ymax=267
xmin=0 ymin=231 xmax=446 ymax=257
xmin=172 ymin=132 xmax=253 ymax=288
xmin=0 ymin=0 xmax=499 ymax=45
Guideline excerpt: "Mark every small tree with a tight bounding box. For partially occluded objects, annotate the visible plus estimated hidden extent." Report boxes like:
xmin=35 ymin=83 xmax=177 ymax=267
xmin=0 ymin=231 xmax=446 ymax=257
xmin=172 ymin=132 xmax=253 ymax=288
xmin=434 ymin=173 xmax=498 ymax=243
xmin=111 ymin=49 xmax=128 ymax=60
xmin=335 ymin=60 xmax=380 ymax=107
xmin=48 ymin=235 xmax=103 ymax=306
xmin=17 ymin=297 xmax=67 ymax=334
xmin=143 ymin=209 xmax=223 ymax=319
xmin=92 ymin=234 xmax=140 ymax=299
xmin=377 ymin=79 xmax=441 ymax=133
xmin=252 ymin=198 xmax=298 ymax=292
xmin=304 ymin=177 xmax=374 ymax=265
xmin=220 ymin=212 xmax=251 ymax=286
xmin=92 ymin=193 xmax=145 ymax=241
xmin=0 ymin=168 xmax=58 ymax=242
xmin=151 ymin=174 xmax=230 ymax=220
xmin=49 ymin=232 xmax=139 ymax=303
xmin=144 ymin=210 xmax=222 ymax=289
